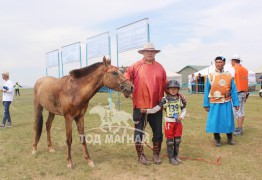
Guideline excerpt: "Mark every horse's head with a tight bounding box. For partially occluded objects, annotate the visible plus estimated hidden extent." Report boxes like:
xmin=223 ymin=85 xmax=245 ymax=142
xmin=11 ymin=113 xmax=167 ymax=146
xmin=102 ymin=57 xmax=134 ymax=97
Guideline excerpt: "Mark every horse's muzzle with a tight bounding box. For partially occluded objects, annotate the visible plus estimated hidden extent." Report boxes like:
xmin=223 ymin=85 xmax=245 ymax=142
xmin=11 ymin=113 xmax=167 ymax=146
xmin=120 ymin=83 xmax=134 ymax=97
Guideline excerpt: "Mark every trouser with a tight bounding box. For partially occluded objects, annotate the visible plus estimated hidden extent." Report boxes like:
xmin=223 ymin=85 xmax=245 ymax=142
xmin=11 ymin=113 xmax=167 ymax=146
xmin=2 ymin=101 xmax=12 ymax=125
xmin=191 ymin=84 xmax=195 ymax=93
xmin=164 ymin=121 xmax=183 ymax=139
xmin=133 ymin=108 xmax=163 ymax=143
xmin=198 ymin=83 xmax=204 ymax=92
xmin=214 ymin=133 xmax=233 ymax=140
xmin=15 ymin=89 xmax=20 ymax=96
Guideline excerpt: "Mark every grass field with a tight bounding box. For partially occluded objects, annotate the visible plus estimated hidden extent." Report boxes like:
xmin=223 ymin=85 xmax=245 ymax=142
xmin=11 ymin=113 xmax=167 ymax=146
xmin=0 ymin=89 xmax=261 ymax=180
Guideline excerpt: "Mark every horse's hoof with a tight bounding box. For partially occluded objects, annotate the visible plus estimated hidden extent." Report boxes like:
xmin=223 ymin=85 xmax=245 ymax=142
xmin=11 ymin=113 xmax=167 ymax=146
xmin=32 ymin=148 xmax=37 ymax=155
xmin=67 ymin=163 xmax=74 ymax=169
xmin=87 ymin=160 xmax=96 ymax=167
xmin=48 ymin=147 xmax=55 ymax=153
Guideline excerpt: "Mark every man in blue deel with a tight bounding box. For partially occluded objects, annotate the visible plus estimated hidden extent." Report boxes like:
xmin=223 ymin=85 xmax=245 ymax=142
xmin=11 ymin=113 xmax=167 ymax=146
xmin=203 ymin=56 xmax=239 ymax=147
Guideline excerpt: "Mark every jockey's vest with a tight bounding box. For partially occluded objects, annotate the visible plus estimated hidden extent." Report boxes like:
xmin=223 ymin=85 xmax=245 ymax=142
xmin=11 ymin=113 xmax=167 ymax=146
xmin=208 ymin=72 xmax=232 ymax=103
xmin=165 ymin=98 xmax=182 ymax=117
xmin=233 ymin=65 xmax=248 ymax=92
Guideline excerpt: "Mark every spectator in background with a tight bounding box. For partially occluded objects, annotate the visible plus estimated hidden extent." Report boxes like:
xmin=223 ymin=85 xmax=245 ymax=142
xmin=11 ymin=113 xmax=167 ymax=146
xmin=260 ymin=75 xmax=262 ymax=89
xmin=14 ymin=82 xmax=22 ymax=96
xmin=190 ymin=74 xmax=196 ymax=93
xmin=203 ymin=56 xmax=239 ymax=147
xmin=197 ymin=73 xmax=204 ymax=93
xmin=1 ymin=72 xmax=14 ymax=128
xmin=231 ymin=54 xmax=248 ymax=136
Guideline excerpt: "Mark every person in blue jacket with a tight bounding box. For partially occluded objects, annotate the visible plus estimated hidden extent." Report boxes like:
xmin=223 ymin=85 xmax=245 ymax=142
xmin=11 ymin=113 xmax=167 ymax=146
xmin=203 ymin=56 xmax=239 ymax=147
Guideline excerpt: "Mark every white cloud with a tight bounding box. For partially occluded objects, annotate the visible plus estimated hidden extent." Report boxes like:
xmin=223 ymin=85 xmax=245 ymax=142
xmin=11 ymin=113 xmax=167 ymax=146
xmin=1 ymin=0 xmax=262 ymax=86
xmin=158 ymin=0 xmax=262 ymax=73
xmin=0 ymin=0 xmax=178 ymax=86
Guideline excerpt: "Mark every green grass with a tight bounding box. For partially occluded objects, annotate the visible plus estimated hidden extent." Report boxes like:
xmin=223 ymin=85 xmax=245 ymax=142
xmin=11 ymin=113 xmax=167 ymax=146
xmin=0 ymin=89 xmax=261 ymax=179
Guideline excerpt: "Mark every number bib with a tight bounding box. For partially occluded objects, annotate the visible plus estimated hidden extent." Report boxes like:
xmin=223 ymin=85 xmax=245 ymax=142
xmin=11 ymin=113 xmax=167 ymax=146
xmin=166 ymin=99 xmax=181 ymax=118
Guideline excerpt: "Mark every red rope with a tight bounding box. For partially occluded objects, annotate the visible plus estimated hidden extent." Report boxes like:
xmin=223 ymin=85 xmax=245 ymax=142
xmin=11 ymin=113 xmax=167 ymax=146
xmin=144 ymin=142 xmax=221 ymax=165
xmin=144 ymin=142 xmax=154 ymax=151
xmin=162 ymin=154 xmax=222 ymax=165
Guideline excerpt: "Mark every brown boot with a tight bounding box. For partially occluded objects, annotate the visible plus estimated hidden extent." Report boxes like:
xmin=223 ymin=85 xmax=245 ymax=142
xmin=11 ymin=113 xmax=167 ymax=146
xmin=153 ymin=141 xmax=162 ymax=164
xmin=135 ymin=143 xmax=151 ymax=165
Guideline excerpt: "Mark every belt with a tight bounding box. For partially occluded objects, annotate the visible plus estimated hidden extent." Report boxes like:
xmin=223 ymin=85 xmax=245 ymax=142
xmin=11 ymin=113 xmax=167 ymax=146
xmin=238 ymin=91 xmax=245 ymax=93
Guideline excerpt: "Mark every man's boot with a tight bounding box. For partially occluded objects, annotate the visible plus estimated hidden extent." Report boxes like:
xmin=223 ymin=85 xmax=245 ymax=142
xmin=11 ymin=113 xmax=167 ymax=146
xmin=174 ymin=137 xmax=182 ymax=163
xmin=214 ymin=133 xmax=222 ymax=147
xmin=227 ymin=133 xmax=235 ymax=145
xmin=166 ymin=139 xmax=178 ymax=165
xmin=152 ymin=141 xmax=162 ymax=164
xmin=135 ymin=143 xmax=150 ymax=165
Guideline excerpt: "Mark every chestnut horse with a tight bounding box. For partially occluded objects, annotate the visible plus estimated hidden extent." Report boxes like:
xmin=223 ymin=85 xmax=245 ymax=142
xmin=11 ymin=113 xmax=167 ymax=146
xmin=32 ymin=57 xmax=133 ymax=168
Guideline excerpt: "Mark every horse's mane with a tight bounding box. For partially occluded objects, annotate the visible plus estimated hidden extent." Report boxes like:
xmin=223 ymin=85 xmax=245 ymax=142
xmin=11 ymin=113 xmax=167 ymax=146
xmin=69 ymin=62 xmax=103 ymax=78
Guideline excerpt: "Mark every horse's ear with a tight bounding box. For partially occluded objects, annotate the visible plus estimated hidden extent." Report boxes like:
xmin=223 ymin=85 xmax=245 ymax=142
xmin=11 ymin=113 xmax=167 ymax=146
xmin=103 ymin=56 xmax=111 ymax=67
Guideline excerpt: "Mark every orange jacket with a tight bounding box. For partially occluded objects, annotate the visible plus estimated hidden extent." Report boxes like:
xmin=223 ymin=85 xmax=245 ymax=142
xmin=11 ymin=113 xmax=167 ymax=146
xmin=124 ymin=59 xmax=167 ymax=109
xmin=233 ymin=65 xmax=248 ymax=92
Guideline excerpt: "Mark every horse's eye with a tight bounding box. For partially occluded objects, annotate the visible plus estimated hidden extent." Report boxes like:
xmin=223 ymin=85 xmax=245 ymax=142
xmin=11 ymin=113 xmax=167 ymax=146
xmin=112 ymin=71 xmax=118 ymax=76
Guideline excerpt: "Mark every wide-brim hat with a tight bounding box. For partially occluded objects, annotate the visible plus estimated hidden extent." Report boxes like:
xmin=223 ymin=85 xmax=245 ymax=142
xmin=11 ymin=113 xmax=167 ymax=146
xmin=231 ymin=54 xmax=243 ymax=62
xmin=138 ymin=42 xmax=161 ymax=54
xmin=2 ymin=72 xmax=9 ymax=76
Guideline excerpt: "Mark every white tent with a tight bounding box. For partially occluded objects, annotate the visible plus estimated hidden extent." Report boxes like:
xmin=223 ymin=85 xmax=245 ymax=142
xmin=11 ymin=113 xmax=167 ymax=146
xmin=190 ymin=64 xmax=235 ymax=77
xmin=248 ymin=70 xmax=256 ymax=85
xmin=188 ymin=64 xmax=256 ymax=85
xmin=166 ymin=69 xmax=182 ymax=86
xmin=254 ymin=65 xmax=262 ymax=73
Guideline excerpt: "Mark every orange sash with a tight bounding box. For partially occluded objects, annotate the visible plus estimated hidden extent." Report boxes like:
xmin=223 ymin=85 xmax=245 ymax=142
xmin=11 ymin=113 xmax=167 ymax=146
xmin=208 ymin=72 xmax=232 ymax=103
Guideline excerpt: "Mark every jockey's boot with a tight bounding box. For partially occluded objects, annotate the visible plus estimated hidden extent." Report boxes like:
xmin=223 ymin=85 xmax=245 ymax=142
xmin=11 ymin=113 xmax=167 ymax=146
xmin=174 ymin=137 xmax=182 ymax=163
xmin=152 ymin=141 xmax=162 ymax=164
xmin=135 ymin=142 xmax=151 ymax=165
xmin=166 ymin=139 xmax=178 ymax=165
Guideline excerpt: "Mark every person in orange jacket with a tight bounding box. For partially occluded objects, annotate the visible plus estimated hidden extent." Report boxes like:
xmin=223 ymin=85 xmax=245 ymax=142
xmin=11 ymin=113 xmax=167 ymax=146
xmin=124 ymin=42 xmax=167 ymax=165
xmin=231 ymin=54 xmax=248 ymax=136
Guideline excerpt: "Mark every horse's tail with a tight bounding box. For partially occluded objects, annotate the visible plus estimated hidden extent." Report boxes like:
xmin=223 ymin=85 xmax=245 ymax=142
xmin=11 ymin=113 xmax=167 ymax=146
xmin=34 ymin=106 xmax=44 ymax=143
xmin=33 ymin=80 xmax=44 ymax=148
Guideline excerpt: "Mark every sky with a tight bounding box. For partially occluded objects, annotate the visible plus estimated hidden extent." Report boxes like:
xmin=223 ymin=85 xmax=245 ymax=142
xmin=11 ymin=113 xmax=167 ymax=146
xmin=1 ymin=0 xmax=262 ymax=86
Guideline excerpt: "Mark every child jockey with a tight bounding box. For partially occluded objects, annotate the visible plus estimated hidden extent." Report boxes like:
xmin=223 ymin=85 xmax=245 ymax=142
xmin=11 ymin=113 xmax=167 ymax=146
xmin=141 ymin=80 xmax=186 ymax=165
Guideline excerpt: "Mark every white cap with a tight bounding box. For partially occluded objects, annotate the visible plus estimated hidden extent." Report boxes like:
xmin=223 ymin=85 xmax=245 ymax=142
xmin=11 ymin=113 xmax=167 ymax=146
xmin=231 ymin=54 xmax=242 ymax=61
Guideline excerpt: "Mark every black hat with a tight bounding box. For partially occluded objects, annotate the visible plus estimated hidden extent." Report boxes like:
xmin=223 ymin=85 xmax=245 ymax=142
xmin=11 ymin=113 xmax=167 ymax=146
xmin=215 ymin=56 xmax=226 ymax=62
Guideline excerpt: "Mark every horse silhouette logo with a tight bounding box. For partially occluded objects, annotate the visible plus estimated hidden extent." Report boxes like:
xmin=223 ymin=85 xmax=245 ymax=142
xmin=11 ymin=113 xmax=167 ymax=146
xmin=89 ymin=98 xmax=132 ymax=134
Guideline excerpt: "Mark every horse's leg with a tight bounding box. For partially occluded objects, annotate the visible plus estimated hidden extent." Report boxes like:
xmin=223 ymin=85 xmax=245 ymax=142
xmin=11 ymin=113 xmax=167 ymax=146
xmin=46 ymin=112 xmax=55 ymax=152
xmin=65 ymin=116 xmax=74 ymax=169
xmin=32 ymin=104 xmax=44 ymax=155
xmin=75 ymin=116 xmax=95 ymax=167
